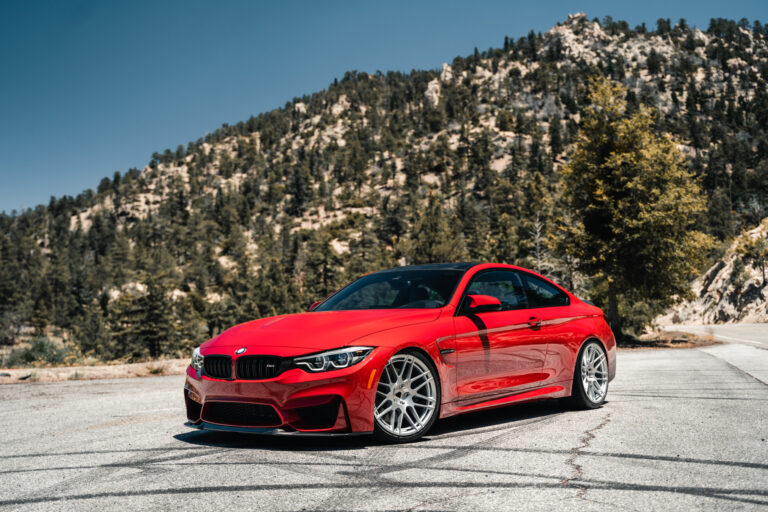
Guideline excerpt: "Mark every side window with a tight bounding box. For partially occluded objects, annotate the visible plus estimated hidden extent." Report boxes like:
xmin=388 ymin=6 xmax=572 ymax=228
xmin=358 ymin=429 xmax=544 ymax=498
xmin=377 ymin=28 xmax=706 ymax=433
xmin=465 ymin=271 xmax=528 ymax=311
xmin=522 ymin=274 xmax=569 ymax=308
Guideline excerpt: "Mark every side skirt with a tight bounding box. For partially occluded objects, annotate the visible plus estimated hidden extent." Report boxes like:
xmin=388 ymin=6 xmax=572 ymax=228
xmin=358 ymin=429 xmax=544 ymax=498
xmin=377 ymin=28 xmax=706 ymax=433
xmin=439 ymin=381 xmax=571 ymax=418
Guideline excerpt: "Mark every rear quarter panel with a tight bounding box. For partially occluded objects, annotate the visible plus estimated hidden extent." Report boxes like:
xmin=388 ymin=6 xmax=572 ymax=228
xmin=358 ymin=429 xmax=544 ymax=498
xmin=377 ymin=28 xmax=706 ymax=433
xmin=542 ymin=302 xmax=617 ymax=388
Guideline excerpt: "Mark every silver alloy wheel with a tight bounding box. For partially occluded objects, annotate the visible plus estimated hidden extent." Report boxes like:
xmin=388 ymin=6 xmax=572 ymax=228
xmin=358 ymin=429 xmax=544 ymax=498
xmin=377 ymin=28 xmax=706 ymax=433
xmin=581 ymin=343 xmax=608 ymax=403
xmin=374 ymin=354 xmax=437 ymax=437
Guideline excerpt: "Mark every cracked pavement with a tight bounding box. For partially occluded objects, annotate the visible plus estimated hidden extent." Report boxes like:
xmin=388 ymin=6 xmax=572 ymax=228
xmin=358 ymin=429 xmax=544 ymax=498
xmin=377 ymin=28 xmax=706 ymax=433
xmin=0 ymin=346 xmax=766 ymax=511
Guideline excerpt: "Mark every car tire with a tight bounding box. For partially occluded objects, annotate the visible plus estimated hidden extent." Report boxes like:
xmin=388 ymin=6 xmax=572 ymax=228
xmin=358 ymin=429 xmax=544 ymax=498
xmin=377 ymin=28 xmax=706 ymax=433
xmin=373 ymin=350 xmax=441 ymax=443
xmin=567 ymin=340 xmax=608 ymax=409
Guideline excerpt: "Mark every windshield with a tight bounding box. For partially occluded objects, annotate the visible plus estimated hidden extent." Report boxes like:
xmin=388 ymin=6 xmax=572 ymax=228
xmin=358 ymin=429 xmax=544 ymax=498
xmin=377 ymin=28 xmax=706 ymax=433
xmin=314 ymin=269 xmax=465 ymax=311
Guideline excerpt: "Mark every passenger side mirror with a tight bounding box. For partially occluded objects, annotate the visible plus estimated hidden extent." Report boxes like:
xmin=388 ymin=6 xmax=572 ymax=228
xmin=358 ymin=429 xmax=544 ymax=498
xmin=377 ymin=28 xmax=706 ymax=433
xmin=308 ymin=300 xmax=322 ymax=311
xmin=463 ymin=294 xmax=502 ymax=314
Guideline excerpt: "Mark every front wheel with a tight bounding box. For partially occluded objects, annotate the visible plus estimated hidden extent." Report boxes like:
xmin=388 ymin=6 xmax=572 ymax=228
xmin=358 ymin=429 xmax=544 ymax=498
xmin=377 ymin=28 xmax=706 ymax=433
xmin=373 ymin=351 xmax=440 ymax=443
xmin=568 ymin=340 xmax=608 ymax=409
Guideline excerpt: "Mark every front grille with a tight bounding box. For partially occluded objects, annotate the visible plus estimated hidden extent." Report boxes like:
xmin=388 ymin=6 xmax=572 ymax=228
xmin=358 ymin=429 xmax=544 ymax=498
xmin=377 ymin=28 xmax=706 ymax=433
xmin=203 ymin=355 xmax=232 ymax=379
xmin=236 ymin=356 xmax=284 ymax=380
xmin=202 ymin=401 xmax=282 ymax=427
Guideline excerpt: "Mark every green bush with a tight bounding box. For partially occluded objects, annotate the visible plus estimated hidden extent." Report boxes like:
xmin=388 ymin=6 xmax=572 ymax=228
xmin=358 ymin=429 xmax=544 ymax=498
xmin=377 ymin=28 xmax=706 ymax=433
xmin=1 ymin=338 xmax=69 ymax=368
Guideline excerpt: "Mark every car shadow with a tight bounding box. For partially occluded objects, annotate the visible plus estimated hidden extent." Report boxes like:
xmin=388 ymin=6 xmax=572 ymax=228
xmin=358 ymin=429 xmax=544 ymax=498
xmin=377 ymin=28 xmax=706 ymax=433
xmin=426 ymin=398 xmax=567 ymax=438
xmin=173 ymin=398 xmax=572 ymax=451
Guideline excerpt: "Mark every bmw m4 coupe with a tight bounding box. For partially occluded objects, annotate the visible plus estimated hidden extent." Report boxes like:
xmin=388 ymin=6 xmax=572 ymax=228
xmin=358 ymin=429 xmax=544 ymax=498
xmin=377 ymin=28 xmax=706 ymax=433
xmin=184 ymin=263 xmax=616 ymax=442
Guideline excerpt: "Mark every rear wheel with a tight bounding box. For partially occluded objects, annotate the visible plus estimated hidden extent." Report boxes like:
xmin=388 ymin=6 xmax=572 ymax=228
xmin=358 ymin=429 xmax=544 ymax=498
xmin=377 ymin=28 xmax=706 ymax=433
xmin=568 ymin=340 xmax=608 ymax=409
xmin=373 ymin=351 xmax=440 ymax=443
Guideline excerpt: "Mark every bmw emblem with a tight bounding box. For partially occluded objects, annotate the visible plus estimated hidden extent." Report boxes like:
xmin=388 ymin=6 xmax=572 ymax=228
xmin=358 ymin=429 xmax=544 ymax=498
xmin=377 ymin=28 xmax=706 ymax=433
xmin=235 ymin=347 xmax=247 ymax=355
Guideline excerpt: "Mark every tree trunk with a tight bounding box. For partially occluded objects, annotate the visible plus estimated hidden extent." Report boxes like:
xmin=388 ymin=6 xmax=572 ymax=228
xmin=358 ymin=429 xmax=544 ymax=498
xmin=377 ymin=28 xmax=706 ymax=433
xmin=608 ymin=286 xmax=624 ymax=343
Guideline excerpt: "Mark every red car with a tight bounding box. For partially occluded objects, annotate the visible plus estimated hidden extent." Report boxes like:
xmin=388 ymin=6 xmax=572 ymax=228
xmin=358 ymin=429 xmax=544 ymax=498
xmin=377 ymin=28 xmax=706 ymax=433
xmin=184 ymin=263 xmax=616 ymax=442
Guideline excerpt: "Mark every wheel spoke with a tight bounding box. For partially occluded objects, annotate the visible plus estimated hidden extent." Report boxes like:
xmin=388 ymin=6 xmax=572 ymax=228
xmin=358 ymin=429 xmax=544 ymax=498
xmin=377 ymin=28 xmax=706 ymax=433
xmin=406 ymin=360 xmax=415 ymax=381
xmin=407 ymin=407 xmax=422 ymax=428
xmin=413 ymin=392 xmax=435 ymax=403
xmin=385 ymin=364 xmax=397 ymax=384
xmin=403 ymin=408 xmax=417 ymax=428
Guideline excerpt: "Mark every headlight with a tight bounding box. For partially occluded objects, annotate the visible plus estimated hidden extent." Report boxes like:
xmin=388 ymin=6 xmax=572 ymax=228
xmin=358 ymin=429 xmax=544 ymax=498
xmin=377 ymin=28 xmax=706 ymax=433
xmin=293 ymin=346 xmax=373 ymax=373
xmin=191 ymin=347 xmax=204 ymax=371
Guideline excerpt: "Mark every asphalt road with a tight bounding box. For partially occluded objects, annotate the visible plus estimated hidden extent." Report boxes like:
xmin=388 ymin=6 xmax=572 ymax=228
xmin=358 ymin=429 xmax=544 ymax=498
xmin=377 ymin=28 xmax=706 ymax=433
xmin=1 ymin=346 xmax=767 ymax=511
xmin=664 ymin=323 xmax=768 ymax=349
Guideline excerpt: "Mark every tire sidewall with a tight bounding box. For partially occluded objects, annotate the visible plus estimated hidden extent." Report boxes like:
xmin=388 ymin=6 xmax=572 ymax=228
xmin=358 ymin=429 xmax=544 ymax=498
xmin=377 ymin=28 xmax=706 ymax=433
xmin=373 ymin=350 xmax=441 ymax=443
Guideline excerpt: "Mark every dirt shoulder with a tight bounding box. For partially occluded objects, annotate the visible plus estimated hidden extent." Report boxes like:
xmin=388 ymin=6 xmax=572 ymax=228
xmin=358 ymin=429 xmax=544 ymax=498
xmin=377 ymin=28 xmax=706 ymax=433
xmin=618 ymin=330 xmax=719 ymax=350
xmin=0 ymin=359 xmax=188 ymax=384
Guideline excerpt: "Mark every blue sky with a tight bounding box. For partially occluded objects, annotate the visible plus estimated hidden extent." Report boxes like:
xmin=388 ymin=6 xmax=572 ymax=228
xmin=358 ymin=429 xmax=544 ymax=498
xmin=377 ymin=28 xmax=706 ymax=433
xmin=1 ymin=0 xmax=765 ymax=213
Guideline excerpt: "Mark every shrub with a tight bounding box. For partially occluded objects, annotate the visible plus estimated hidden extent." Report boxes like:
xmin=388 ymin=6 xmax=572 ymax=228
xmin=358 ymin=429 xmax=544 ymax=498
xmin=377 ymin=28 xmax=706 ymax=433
xmin=2 ymin=338 xmax=70 ymax=368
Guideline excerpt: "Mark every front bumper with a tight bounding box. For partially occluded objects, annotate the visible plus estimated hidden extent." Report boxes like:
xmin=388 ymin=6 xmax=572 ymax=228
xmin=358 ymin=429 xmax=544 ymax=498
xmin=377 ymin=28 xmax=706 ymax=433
xmin=184 ymin=349 xmax=389 ymax=434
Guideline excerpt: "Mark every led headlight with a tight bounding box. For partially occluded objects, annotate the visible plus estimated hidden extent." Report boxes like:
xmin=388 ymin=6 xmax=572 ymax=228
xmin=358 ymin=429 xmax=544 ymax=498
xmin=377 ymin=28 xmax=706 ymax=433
xmin=191 ymin=347 xmax=204 ymax=371
xmin=293 ymin=346 xmax=373 ymax=373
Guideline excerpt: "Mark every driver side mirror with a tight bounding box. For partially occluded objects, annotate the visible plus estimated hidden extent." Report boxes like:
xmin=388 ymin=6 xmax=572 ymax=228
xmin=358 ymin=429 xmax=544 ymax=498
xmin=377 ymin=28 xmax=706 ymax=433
xmin=462 ymin=294 xmax=502 ymax=314
xmin=307 ymin=300 xmax=322 ymax=312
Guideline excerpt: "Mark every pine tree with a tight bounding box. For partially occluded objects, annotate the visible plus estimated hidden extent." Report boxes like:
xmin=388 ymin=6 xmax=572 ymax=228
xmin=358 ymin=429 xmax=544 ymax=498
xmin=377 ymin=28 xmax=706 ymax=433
xmin=73 ymin=298 xmax=112 ymax=357
xmin=560 ymin=77 xmax=712 ymax=340
xmin=408 ymin=194 xmax=468 ymax=264
xmin=548 ymin=117 xmax=563 ymax=158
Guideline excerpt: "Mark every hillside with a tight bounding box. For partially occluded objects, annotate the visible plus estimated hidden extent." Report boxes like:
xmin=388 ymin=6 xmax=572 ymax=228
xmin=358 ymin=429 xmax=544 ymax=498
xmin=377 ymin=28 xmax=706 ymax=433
xmin=658 ymin=218 xmax=768 ymax=325
xmin=1 ymin=14 xmax=767 ymax=359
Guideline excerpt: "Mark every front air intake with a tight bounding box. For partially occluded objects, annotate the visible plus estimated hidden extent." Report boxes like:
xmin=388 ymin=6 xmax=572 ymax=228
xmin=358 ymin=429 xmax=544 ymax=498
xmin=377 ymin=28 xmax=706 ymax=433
xmin=184 ymin=389 xmax=202 ymax=421
xmin=202 ymin=402 xmax=282 ymax=427
xmin=236 ymin=356 xmax=284 ymax=380
xmin=203 ymin=355 xmax=232 ymax=379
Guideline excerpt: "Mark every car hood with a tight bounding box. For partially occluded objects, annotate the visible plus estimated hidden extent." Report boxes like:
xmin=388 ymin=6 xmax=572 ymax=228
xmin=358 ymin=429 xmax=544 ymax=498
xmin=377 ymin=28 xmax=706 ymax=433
xmin=202 ymin=308 xmax=442 ymax=356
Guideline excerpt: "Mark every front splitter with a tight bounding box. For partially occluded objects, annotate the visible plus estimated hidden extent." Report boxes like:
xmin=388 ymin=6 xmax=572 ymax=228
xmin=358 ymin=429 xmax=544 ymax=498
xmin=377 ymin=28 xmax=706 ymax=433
xmin=184 ymin=421 xmax=371 ymax=437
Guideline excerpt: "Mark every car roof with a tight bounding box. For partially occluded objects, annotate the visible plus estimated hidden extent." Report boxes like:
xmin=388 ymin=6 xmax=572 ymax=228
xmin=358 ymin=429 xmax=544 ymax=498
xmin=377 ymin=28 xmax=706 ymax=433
xmin=373 ymin=262 xmax=479 ymax=273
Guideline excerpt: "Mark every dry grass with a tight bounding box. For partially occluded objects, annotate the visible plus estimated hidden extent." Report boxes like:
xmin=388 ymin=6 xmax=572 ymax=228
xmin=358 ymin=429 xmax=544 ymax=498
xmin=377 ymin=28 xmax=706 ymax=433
xmin=146 ymin=364 xmax=166 ymax=375
xmin=0 ymin=358 xmax=188 ymax=384
xmin=619 ymin=331 xmax=719 ymax=350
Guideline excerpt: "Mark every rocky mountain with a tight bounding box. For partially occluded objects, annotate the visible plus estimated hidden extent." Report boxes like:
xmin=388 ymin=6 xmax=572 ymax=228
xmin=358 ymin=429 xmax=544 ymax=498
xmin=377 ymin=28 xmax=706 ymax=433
xmin=658 ymin=218 xmax=768 ymax=325
xmin=1 ymin=14 xmax=767 ymax=358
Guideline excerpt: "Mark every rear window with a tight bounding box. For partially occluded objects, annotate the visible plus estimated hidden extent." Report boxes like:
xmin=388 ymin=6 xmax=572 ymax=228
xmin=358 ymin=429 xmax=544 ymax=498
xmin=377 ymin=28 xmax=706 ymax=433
xmin=522 ymin=273 xmax=569 ymax=308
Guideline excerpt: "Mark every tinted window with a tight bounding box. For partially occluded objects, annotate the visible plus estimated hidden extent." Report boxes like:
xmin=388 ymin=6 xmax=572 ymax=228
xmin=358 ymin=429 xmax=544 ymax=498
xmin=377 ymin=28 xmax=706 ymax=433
xmin=315 ymin=269 xmax=464 ymax=311
xmin=522 ymin=274 xmax=569 ymax=307
xmin=465 ymin=270 xmax=528 ymax=310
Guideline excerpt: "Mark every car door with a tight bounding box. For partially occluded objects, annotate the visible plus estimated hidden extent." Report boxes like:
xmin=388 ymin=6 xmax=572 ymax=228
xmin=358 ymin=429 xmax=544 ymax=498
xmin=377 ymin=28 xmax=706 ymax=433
xmin=453 ymin=270 xmax=548 ymax=402
xmin=519 ymin=271 xmax=574 ymax=385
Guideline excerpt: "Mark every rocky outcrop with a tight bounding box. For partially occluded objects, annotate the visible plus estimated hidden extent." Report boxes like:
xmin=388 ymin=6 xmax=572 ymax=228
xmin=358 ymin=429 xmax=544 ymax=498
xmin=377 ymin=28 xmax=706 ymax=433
xmin=657 ymin=220 xmax=768 ymax=325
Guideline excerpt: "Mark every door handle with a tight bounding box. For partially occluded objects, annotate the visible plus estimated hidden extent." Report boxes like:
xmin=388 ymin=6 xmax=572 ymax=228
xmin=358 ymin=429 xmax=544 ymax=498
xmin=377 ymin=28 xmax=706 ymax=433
xmin=527 ymin=317 xmax=542 ymax=330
